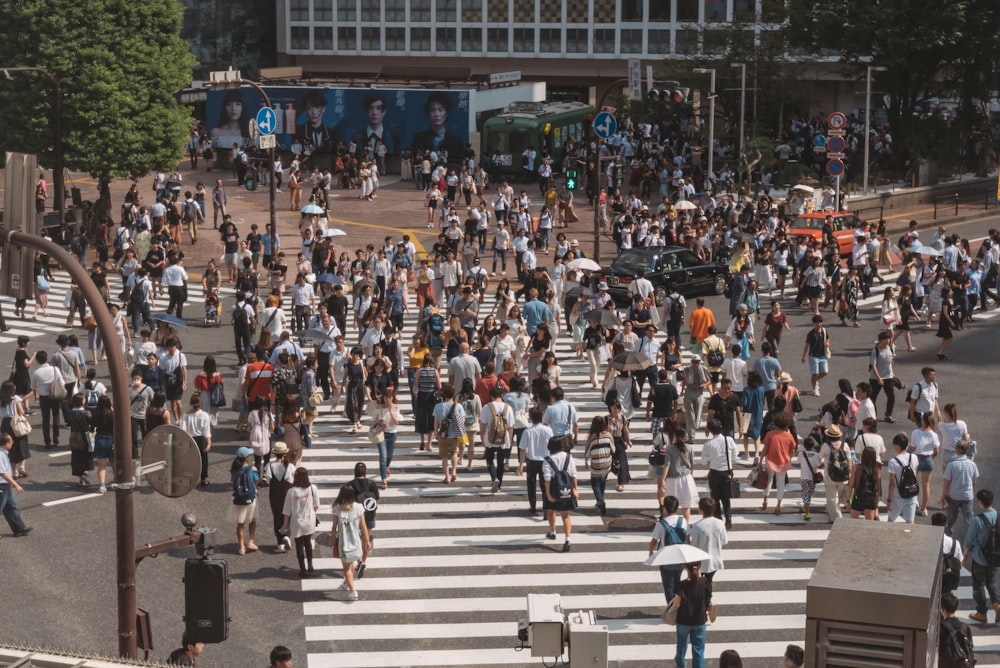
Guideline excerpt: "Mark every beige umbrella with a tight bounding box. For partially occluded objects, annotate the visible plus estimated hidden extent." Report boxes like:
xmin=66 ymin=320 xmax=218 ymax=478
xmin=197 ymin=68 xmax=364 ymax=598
xmin=673 ymin=200 xmax=698 ymax=211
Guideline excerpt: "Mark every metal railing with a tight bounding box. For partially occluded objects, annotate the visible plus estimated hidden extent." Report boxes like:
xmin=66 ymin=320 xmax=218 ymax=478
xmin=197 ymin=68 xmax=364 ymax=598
xmin=852 ymin=205 xmax=884 ymax=223
xmin=933 ymin=193 xmax=959 ymax=220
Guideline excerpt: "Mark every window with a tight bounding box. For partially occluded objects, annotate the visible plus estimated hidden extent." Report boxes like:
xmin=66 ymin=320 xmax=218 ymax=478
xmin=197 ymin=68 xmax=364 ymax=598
xmin=385 ymin=27 xmax=405 ymax=50
xmin=314 ymin=26 xmax=333 ymax=49
xmin=337 ymin=26 xmax=357 ymax=49
xmin=706 ymin=0 xmax=726 ymax=21
xmin=462 ymin=0 xmax=482 ymax=21
xmin=290 ymin=0 xmax=310 ymax=22
xmin=513 ymin=28 xmax=535 ymax=52
xmin=385 ymin=0 xmax=406 ymax=21
xmin=594 ymin=28 xmax=615 ymax=53
xmin=675 ymin=28 xmax=698 ymax=54
xmin=290 ymin=26 xmax=310 ymax=50
xmin=436 ymin=27 xmax=456 ymax=51
xmin=565 ymin=28 xmax=587 ymax=52
xmin=336 ymin=0 xmax=356 ymax=21
xmin=648 ymin=29 xmax=671 ymax=53
xmin=411 ymin=0 xmax=431 ymax=21
xmin=487 ymin=27 xmax=508 ymax=52
xmin=539 ymin=28 xmax=561 ymax=52
xmin=314 ymin=0 xmax=333 ymax=21
xmin=620 ymin=29 xmax=642 ymax=53
xmin=488 ymin=1 xmax=506 ymax=21
xmin=410 ymin=27 xmax=431 ymax=50
xmin=702 ymin=29 xmax=729 ymax=54
xmin=360 ymin=2 xmax=380 ymax=21
xmin=514 ymin=0 xmax=534 ymax=19
xmin=361 ymin=26 xmax=380 ymax=50
xmin=436 ymin=0 xmax=456 ymax=21
xmin=676 ymin=0 xmax=699 ymax=21
xmin=461 ymin=27 xmax=481 ymax=51
xmin=732 ymin=0 xmax=755 ymax=21
xmin=650 ymin=0 xmax=670 ymax=21
xmin=622 ymin=0 xmax=643 ymax=20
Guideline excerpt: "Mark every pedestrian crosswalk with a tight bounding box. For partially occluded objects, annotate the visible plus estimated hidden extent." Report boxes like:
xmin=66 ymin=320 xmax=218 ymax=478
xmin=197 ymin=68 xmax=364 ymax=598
xmin=293 ymin=284 xmax=1000 ymax=668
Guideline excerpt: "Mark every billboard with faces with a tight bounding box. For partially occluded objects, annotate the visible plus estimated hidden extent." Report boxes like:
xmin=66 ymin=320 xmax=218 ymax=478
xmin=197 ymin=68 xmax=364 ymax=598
xmin=206 ymin=86 xmax=470 ymax=158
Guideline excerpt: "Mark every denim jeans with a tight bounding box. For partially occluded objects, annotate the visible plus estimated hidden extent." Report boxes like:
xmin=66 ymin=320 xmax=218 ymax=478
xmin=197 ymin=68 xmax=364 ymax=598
xmin=0 ymin=483 xmax=27 ymax=534
xmin=971 ymin=561 xmax=1000 ymax=614
xmin=485 ymin=446 xmax=509 ymax=486
xmin=674 ymin=623 xmax=706 ymax=668
xmin=589 ymin=474 xmax=608 ymax=503
xmin=659 ymin=566 xmax=683 ymax=603
xmin=378 ymin=432 xmax=397 ymax=481
xmin=131 ymin=301 xmax=150 ymax=335
xmin=945 ymin=496 xmax=974 ymax=542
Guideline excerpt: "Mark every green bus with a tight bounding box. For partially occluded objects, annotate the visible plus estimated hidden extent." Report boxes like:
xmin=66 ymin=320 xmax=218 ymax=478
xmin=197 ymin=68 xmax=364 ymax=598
xmin=482 ymin=101 xmax=596 ymax=178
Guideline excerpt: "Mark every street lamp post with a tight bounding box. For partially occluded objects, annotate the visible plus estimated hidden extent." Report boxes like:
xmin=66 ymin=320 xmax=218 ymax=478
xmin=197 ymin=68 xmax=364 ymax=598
xmin=731 ymin=63 xmax=746 ymax=188
xmin=863 ymin=65 xmax=887 ymax=195
xmin=693 ymin=68 xmax=716 ymax=187
xmin=1 ymin=67 xmax=63 ymax=223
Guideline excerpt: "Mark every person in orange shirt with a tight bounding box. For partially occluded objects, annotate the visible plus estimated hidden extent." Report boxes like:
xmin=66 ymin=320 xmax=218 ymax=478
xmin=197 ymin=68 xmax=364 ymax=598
xmin=687 ymin=297 xmax=716 ymax=355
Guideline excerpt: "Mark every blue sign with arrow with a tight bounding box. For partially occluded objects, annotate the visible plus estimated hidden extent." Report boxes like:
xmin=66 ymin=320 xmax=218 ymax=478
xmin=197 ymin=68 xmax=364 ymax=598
xmin=255 ymin=107 xmax=276 ymax=136
xmin=593 ymin=112 xmax=617 ymax=140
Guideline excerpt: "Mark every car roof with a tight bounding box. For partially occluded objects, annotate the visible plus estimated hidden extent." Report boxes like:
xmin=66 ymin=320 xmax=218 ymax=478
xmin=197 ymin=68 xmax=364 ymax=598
xmin=791 ymin=212 xmax=852 ymax=220
xmin=617 ymin=246 xmax=687 ymax=255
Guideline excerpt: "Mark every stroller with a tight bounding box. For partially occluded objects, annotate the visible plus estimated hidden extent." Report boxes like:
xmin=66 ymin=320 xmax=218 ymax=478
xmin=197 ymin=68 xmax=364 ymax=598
xmin=204 ymin=289 xmax=221 ymax=326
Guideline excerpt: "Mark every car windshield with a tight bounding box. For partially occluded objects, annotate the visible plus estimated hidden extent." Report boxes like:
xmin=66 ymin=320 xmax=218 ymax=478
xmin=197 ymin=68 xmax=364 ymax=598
xmin=609 ymin=252 xmax=654 ymax=274
xmin=791 ymin=217 xmax=823 ymax=230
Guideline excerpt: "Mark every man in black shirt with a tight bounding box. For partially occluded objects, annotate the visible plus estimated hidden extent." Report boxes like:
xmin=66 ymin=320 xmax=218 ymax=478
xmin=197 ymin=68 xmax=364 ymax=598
xmin=939 ymin=591 xmax=975 ymax=668
xmin=167 ymin=634 xmax=204 ymax=666
xmin=645 ymin=368 xmax=679 ymax=434
xmin=706 ymin=378 xmax=742 ymax=439
xmin=324 ymin=283 xmax=349 ymax=335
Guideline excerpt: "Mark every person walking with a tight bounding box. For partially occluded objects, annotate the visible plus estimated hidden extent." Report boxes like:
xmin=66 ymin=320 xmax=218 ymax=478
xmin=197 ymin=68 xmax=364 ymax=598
xmin=886 ymin=434 xmax=919 ymax=524
xmin=180 ymin=394 xmax=213 ymax=487
xmin=0 ymin=434 xmax=31 ymax=537
xmin=518 ymin=407 xmax=554 ymax=515
xmin=433 ymin=383 xmax=466 ymax=484
xmin=701 ymin=419 xmax=738 ymax=529
xmin=759 ymin=412 xmax=796 ymax=515
xmin=868 ymin=331 xmax=897 ymax=422
xmin=662 ymin=422 xmax=699 ymax=522
xmin=689 ymin=497 xmax=726 ymax=615
xmin=230 ymin=446 xmax=260 ymax=556
xmin=331 ymin=483 xmax=371 ymax=601
xmin=672 ymin=561 xmax=710 ymax=668
xmin=265 ymin=442 xmax=295 ymax=552
xmin=280 ymin=467 xmax=320 ymax=578
xmin=680 ymin=355 xmax=711 ymax=443
xmin=941 ymin=441 xmax=979 ymax=541
xmin=965 ymin=489 xmax=1000 ymax=624
xmin=481 ymin=385 xmax=514 ymax=494
xmin=650 ymin=495 xmax=689 ymax=604
xmin=542 ymin=434 xmax=579 ymax=552
xmin=583 ymin=416 xmax=613 ymax=515
xmin=846 ymin=446 xmax=881 ymax=520
xmin=801 ymin=314 xmax=831 ymax=396
xmin=820 ymin=425 xmax=852 ymax=522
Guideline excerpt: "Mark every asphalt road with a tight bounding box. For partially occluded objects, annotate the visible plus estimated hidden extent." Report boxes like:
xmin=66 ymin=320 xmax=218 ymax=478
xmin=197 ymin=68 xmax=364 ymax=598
xmin=0 ymin=211 xmax=998 ymax=667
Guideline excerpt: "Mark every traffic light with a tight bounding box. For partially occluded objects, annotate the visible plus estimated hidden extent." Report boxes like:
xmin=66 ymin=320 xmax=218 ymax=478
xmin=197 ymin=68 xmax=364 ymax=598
xmin=647 ymin=85 xmax=689 ymax=105
xmin=565 ymin=168 xmax=577 ymax=190
xmin=183 ymin=558 xmax=230 ymax=643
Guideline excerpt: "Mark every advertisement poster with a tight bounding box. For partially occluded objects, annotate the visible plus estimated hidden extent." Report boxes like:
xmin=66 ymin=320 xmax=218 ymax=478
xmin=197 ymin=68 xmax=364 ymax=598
xmin=206 ymin=86 xmax=470 ymax=157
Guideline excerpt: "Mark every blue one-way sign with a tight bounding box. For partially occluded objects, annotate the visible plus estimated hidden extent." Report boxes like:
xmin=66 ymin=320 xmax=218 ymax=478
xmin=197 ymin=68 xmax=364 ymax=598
xmin=256 ymin=107 xmax=276 ymax=135
xmin=593 ymin=112 xmax=617 ymax=140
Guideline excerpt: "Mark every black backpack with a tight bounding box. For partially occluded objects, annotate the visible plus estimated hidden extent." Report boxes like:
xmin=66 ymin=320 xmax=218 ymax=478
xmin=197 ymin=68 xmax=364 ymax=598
xmin=977 ymin=513 xmax=1000 ymax=568
xmin=940 ymin=618 xmax=975 ymax=667
xmin=827 ymin=444 xmax=851 ymax=483
xmin=545 ymin=454 xmax=574 ymax=501
xmin=942 ymin=539 xmax=962 ymax=592
xmin=669 ymin=295 xmax=684 ymax=322
xmin=236 ymin=269 xmax=256 ymax=293
xmin=896 ymin=453 xmax=920 ymax=499
xmin=232 ymin=302 xmax=251 ymax=332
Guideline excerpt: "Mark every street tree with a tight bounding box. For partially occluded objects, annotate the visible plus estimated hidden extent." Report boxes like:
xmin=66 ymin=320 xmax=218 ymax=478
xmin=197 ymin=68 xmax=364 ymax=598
xmin=0 ymin=0 xmax=196 ymax=185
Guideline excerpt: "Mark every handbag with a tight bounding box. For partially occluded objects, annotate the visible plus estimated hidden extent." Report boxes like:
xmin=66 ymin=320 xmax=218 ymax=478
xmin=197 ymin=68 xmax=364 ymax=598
xmin=49 ymin=368 xmax=67 ymax=401
xmin=83 ymin=315 xmax=98 ymax=331
xmin=308 ymin=388 xmax=324 ymax=408
xmin=209 ymin=379 xmax=226 ymax=408
xmin=11 ymin=411 xmax=31 ymax=437
xmin=803 ymin=449 xmax=823 ymax=484
xmin=725 ymin=436 xmax=741 ymax=498
xmin=661 ymin=602 xmax=678 ymax=625
xmin=747 ymin=457 xmax=769 ymax=490
xmin=231 ymin=396 xmax=247 ymax=413
xmin=36 ymin=274 xmax=49 ymax=292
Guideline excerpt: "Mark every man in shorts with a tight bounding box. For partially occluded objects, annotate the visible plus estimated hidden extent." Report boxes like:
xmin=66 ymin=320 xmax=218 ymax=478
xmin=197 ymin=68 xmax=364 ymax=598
xmin=801 ymin=314 xmax=830 ymax=396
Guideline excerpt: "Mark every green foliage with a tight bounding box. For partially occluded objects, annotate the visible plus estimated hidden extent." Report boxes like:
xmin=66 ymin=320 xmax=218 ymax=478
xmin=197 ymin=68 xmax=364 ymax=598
xmin=0 ymin=0 xmax=197 ymax=181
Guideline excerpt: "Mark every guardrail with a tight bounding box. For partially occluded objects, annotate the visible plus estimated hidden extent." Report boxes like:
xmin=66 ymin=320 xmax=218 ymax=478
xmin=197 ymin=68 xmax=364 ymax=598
xmin=852 ymin=205 xmax=885 ymax=223
xmin=933 ymin=193 xmax=959 ymax=220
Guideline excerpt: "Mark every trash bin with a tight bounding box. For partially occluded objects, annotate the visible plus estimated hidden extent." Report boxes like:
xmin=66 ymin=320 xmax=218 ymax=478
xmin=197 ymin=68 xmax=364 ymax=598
xmin=805 ymin=520 xmax=943 ymax=667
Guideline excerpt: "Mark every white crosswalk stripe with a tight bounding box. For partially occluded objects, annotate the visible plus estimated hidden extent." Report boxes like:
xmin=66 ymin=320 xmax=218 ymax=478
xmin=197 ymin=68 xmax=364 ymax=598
xmin=280 ymin=286 xmax=998 ymax=667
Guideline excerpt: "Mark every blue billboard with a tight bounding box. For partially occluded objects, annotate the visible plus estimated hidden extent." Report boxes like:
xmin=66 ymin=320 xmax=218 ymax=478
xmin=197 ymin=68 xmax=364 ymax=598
xmin=206 ymin=86 xmax=470 ymax=158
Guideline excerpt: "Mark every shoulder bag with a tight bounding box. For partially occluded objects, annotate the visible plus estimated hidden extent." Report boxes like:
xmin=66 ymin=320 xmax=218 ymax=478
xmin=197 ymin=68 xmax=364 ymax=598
xmin=726 ymin=437 xmax=741 ymax=498
xmin=11 ymin=409 xmax=31 ymax=437
xmin=48 ymin=366 xmax=67 ymax=401
xmin=803 ymin=449 xmax=823 ymax=484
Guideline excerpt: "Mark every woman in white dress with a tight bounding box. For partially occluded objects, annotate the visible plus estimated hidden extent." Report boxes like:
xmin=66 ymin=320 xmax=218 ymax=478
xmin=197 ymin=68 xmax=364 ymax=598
xmin=330 ymin=483 xmax=371 ymax=601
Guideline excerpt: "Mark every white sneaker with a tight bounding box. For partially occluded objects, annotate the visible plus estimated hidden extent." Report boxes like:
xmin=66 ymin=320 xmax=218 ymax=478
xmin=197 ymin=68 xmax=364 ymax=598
xmin=282 ymin=535 xmax=292 ymax=550
xmin=348 ymin=589 xmax=359 ymax=601
xmin=813 ymin=384 xmax=820 ymax=396
xmin=337 ymin=581 xmax=350 ymax=591
xmin=99 ymin=485 xmax=107 ymax=494
xmin=276 ymin=543 xmax=287 ymax=553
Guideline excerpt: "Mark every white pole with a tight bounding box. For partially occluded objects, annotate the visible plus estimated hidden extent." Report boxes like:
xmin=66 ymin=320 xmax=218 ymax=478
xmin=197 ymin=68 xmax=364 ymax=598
xmin=863 ymin=66 xmax=873 ymax=196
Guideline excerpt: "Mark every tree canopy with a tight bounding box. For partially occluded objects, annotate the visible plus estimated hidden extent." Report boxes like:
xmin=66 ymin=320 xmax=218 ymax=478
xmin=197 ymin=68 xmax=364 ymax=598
xmin=0 ymin=0 xmax=196 ymax=181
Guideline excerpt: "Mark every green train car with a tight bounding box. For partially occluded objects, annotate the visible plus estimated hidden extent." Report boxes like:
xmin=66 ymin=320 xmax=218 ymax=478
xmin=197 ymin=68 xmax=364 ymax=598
xmin=483 ymin=101 xmax=596 ymax=177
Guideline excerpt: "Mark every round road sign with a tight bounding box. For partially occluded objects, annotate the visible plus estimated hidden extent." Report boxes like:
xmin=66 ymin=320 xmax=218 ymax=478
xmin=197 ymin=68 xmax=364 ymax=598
xmin=141 ymin=424 xmax=202 ymax=498
xmin=826 ymin=136 xmax=846 ymax=153
xmin=828 ymin=112 xmax=847 ymax=130
xmin=813 ymin=133 xmax=826 ymax=148
xmin=826 ymin=159 xmax=845 ymax=178
xmin=593 ymin=111 xmax=617 ymax=140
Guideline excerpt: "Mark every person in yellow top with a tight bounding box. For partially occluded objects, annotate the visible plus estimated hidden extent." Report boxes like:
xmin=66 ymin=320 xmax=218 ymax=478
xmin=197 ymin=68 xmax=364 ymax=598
xmin=544 ymin=185 xmax=559 ymax=226
xmin=687 ymin=297 xmax=716 ymax=355
xmin=406 ymin=332 xmax=431 ymax=414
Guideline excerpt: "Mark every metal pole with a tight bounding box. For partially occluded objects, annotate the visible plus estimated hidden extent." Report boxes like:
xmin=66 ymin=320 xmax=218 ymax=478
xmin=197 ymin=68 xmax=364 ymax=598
xmin=693 ymin=68 xmax=716 ymax=184
xmin=239 ymin=80 xmax=276 ymax=232
xmin=1 ymin=229 xmax=136 ymax=657
xmin=590 ymin=77 xmax=629 ymax=263
xmin=733 ymin=63 xmax=746 ymax=188
xmin=863 ymin=66 xmax=872 ymax=195
xmin=0 ymin=67 xmax=64 ymax=222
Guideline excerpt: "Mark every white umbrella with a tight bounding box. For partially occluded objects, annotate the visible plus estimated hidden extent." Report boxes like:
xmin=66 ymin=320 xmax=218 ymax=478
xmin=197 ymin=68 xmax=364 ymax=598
xmin=909 ymin=242 xmax=942 ymax=257
xmin=791 ymin=184 xmax=816 ymax=195
xmin=567 ymin=257 xmax=601 ymax=272
xmin=644 ymin=544 xmax=711 ymax=568
xmin=324 ymin=228 xmax=347 ymax=238
xmin=673 ymin=200 xmax=698 ymax=211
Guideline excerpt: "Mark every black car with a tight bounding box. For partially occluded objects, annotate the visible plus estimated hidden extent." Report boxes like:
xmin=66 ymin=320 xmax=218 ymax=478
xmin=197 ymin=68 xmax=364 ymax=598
xmin=600 ymin=247 xmax=731 ymax=306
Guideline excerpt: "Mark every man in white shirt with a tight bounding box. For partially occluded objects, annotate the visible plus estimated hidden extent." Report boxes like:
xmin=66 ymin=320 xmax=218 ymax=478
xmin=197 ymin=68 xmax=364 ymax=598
xmin=30 ymin=350 xmax=65 ymax=448
xmin=517 ymin=407 xmax=553 ymax=515
xmin=854 ymin=382 xmax=877 ymax=429
xmin=700 ymin=419 xmax=738 ymax=529
xmin=908 ymin=366 xmax=941 ymax=424
xmin=162 ymin=254 xmax=189 ymax=319
xmin=480 ymin=386 xmax=514 ymax=493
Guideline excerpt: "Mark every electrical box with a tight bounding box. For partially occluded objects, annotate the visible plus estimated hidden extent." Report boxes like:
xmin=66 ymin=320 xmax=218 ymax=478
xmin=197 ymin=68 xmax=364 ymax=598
xmin=567 ymin=610 xmax=608 ymax=668
xmin=527 ymin=593 xmax=564 ymax=658
xmin=184 ymin=558 xmax=230 ymax=643
xmin=806 ymin=520 xmax=942 ymax=667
